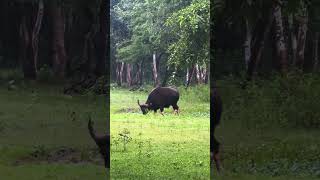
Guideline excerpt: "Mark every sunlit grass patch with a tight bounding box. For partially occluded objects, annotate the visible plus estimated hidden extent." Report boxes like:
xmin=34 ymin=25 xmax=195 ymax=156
xmin=111 ymin=86 xmax=210 ymax=179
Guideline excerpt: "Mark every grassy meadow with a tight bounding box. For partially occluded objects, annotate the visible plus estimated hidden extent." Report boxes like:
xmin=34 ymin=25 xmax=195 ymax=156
xmin=111 ymin=73 xmax=320 ymax=180
xmin=212 ymin=74 xmax=320 ymax=180
xmin=0 ymin=82 xmax=108 ymax=179
xmin=110 ymin=85 xmax=210 ymax=179
xmin=0 ymin=71 xmax=320 ymax=180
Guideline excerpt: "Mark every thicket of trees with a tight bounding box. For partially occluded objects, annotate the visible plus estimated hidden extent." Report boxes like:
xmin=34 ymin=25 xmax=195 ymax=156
xmin=213 ymin=0 xmax=320 ymax=79
xmin=2 ymin=0 xmax=318 ymax=90
xmin=110 ymin=0 xmax=210 ymax=87
xmin=0 ymin=0 xmax=109 ymax=93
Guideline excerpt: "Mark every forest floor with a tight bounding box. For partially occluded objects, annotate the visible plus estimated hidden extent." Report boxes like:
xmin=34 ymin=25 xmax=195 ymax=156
xmin=111 ymin=81 xmax=320 ymax=180
xmin=0 ymin=84 xmax=108 ymax=179
xmin=0 ymin=75 xmax=319 ymax=180
xmin=213 ymin=124 xmax=320 ymax=180
xmin=110 ymin=86 xmax=210 ymax=179
xmin=212 ymin=76 xmax=320 ymax=180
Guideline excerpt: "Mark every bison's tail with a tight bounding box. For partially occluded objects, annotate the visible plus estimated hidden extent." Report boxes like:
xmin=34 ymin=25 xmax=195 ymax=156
xmin=88 ymin=118 xmax=97 ymax=142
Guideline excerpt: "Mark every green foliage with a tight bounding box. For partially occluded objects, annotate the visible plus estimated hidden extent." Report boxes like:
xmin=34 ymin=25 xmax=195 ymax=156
xmin=87 ymin=75 xmax=109 ymax=94
xmin=0 ymin=69 xmax=24 ymax=83
xmin=112 ymin=0 xmax=209 ymax=85
xmin=37 ymin=65 xmax=54 ymax=82
xmin=166 ymin=0 xmax=209 ymax=69
xmin=118 ymin=128 xmax=132 ymax=152
xmin=309 ymin=0 xmax=320 ymax=31
xmin=113 ymin=0 xmax=154 ymax=63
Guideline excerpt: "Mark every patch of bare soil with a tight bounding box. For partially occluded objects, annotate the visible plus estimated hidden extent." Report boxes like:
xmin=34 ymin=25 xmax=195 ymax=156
xmin=13 ymin=147 xmax=104 ymax=166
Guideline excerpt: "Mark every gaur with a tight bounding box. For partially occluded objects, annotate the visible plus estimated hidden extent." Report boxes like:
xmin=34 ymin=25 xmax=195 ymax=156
xmin=88 ymin=118 xmax=110 ymax=169
xmin=138 ymin=87 xmax=179 ymax=115
xmin=211 ymin=87 xmax=223 ymax=172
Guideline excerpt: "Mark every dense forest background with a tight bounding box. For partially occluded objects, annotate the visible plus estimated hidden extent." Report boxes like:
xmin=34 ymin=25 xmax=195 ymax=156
xmin=110 ymin=0 xmax=209 ymax=87
xmin=213 ymin=0 xmax=320 ymax=79
xmin=0 ymin=0 xmax=109 ymax=94
xmin=210 ymin=1 xmax=320 ymax=178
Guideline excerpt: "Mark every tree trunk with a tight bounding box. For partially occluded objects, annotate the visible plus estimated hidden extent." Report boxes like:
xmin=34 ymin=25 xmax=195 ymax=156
xmin=161 ymin=66 xmax=170 ymax=87
xmin=272 ymin=0 xmax=288 ymax=74
xmin=133 ymin=63 xmax=140 ymax=85
xmin=139 ymin=60 xmax=144 ymax=86
xmin=116 ymin=63 xmax=120 ymax=85
xmin=206 ymin=64 xmax=209 ymax=84
xmin=195 ymin=64 xmax=200 ymax=84
xmin=195 ymin=64 xmax=203 ymax=84
xmin=31 ymin=0 xmax=43 ymax=77
xmin=152 ymin=52 xmax=159 ymax=87
xmin=185 ymin=68 xmax=189 ymax=85
xmin=120 ymin=62 xmax=124 ymax=85
xmin=116 ymin=62 xmax=122 ymax=86
xmin=247 ymin=9 xmax=274 ymax=81
xmin=199 ymin=65 xmax=204 ymax=84
xmin=19 ymin=15 xmax=30 ymax=77
xmin=291 ymin=35 xmax=297 ymax=65
xmin=186 ymin=64 xmax=196 ymax=87
xmin=136 ymin=63 xmax=141 ymax=85
xmin=295 ymin=16 xmax=308 ymax=69
xmin=313 ymin=32 xmax=319 ymax=72
xmin=202 ymin=66 xmax=208 ymax=83
xmin=244 ymin=18 xmax=252 ymax=70
xmin=19 ymin=1 xmax=44 ymax=80
xmin=289 ymin=14 xmax=297 ymax=66
xmin=126 ymin=63 xmax=132 ymax=87
xmin=95 ymin=0 xmax=108 ymax=76
xmin=51 ymin=2 xmax=67 ymax=79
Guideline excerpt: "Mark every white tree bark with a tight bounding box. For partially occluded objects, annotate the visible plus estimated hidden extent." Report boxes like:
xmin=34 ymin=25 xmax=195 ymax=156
xmin=120 ymin=62 xmax=124 ymax=85
xmin=126 ymin=63 xmax=132 ymax=86
xmin=152 ymin=52 xmax=159 ymax=86
xmin=289 ymin=14 xmax=297 ymax=65
xmin=273 ymin=0 xmax=288 ymax=73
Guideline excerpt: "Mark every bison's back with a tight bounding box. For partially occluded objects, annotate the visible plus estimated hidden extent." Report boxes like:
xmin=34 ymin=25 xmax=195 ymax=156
xmin=147 ymin=87 xmax=179 ymax=107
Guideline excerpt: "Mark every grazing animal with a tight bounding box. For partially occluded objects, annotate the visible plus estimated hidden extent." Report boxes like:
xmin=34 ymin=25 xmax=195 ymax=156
xmin=138 ymin=87 xmax=180 ymax=115
xmin=211 ymin=87 xmax=223 ymax=172
xmin=88 ymin=118 xmax=110 ymax=169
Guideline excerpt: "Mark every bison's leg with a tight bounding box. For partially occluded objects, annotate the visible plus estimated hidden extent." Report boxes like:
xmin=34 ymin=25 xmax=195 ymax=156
xmin=172 ymin=104 xmax=179 ymax=115
xmin=103 ymin=152 xmax=108 ymax=168
xmin=212 ymin=135 xmax=222 ymax=172
xmin=160 ymin=107 xmax=164 ymax=116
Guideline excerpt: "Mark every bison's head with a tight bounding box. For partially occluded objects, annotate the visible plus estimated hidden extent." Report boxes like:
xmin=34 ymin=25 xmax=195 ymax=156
xmin=137 ymin=100 xmax=149 ymax=115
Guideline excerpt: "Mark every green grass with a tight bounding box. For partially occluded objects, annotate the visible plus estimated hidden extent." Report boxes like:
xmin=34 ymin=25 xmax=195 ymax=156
xmin=110 ymin=80 xmax=320 ymax=180
xmin=211 ymin=74 xmax=320 ymax=180
xmin=0 ymin=83 xmax=108 ymax=179
xmin=1 ymin=73 xmax=320 ymax=180
xmin=110 ymin=86 xmax=210 ymax=179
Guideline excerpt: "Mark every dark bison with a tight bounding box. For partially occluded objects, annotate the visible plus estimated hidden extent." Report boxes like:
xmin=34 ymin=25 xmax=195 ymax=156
xmin=211 ymin=87 xmax=223 ymax=172
xmin=138 ymin=87 xmax=179 ymax=115
xmin=88 ymin=118 xmax=110 ymax=169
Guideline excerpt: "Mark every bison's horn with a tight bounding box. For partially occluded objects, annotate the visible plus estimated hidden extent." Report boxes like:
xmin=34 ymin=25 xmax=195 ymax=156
xmin=137 ymin=100 xmax=141 ymax=106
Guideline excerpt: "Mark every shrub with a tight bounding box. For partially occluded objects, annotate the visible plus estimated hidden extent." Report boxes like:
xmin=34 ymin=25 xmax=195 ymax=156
xmin=37 ymin=65 xmax=54 ymax=82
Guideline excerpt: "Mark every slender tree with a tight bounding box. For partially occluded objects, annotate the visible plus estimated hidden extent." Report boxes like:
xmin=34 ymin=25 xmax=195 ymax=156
xmin=19 ymin=0 xmax=44 ymax=79
xmin=51 ymin=1 xmax=67 ymax=79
